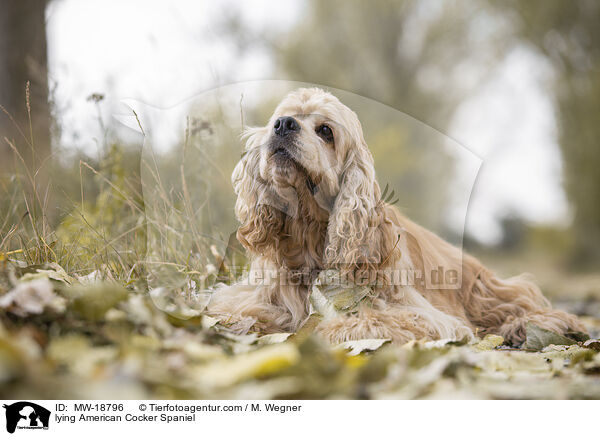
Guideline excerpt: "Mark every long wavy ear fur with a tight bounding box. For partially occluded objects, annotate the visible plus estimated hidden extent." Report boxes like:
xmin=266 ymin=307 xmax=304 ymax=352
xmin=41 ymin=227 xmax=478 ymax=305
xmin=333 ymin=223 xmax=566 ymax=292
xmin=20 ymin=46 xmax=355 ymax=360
xmin=324 ymin=137 xmax=396 ymax=283
xmin=232 ymin=128 xmax=285 ymax=256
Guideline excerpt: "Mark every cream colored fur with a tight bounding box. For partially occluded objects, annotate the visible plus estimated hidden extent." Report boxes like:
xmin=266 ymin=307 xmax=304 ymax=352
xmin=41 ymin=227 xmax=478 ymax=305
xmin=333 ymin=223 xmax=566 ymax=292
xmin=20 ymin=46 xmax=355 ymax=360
xmin=207 ymin=87 xmax=585 ymax=345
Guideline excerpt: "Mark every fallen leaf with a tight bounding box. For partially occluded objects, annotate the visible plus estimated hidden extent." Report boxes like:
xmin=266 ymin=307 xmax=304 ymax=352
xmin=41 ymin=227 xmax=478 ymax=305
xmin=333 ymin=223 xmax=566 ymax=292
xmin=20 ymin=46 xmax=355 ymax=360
xmin=148 ymin=287 xmax=204 ymax=319
xmin=583 ymin=339 xmax=600 ymax=351
xmin=474 ymin=335 xmax=504 ymax=351
xmin=0 ymin=279 xmax=66 ymax=316
xmin=194 ymin=343 xmax=300 ymax=388
xmin=201 ymin=315 xmax=220 ymax=329
xmin=19 ymin=262 xmax=73 ymax=284
xmin=522 ymin=323 xmax=576 ymax=351
xmin=60 ymin=283 xmax=128 ymax=321
xmin=257 ymin=333 xmax=292 ymax=345
xmin=310 ymin=270 xmax=372 ymax=319
xmin=338 ymin=338 xmax=390 ymax=355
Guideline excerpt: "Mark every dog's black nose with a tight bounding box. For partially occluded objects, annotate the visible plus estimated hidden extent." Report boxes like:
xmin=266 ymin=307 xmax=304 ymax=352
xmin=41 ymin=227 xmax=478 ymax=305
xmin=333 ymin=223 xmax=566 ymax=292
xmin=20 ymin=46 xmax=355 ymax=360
xmin=274 ymin=116 xmax=300 ymax=137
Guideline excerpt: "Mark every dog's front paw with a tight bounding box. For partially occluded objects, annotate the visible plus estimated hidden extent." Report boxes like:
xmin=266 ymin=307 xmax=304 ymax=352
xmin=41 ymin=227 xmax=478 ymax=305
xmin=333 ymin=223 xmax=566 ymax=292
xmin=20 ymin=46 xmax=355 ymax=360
xmin=496 ymin=309 xmax=587 ymax=346
xmin=315 ymin=307 xmax=436 ymax=344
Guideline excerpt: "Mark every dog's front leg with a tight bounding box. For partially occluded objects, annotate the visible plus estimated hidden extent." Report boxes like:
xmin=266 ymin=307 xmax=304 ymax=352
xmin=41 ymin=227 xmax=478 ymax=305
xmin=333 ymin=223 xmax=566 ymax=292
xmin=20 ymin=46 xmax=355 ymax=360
xmin=207 ymin=261 xmax=310 ymax=334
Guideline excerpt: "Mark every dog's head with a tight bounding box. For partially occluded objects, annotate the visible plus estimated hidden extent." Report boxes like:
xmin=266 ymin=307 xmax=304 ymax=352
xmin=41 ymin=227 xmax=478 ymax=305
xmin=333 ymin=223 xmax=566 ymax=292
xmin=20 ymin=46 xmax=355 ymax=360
xmin=232 ymin=88 xmax=397 ymax=277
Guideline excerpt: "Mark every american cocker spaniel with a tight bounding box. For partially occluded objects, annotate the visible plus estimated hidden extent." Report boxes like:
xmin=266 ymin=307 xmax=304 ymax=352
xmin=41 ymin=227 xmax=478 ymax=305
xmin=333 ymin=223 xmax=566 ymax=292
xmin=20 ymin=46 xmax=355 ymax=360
xmin=207 ymin=87 xmax=585 ymax=345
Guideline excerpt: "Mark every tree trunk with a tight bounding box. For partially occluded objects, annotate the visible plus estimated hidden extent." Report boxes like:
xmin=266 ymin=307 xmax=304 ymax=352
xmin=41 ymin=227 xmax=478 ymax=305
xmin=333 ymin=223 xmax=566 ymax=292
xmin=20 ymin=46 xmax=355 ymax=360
xmin=0 ymin=0 xmax=50 ymax=177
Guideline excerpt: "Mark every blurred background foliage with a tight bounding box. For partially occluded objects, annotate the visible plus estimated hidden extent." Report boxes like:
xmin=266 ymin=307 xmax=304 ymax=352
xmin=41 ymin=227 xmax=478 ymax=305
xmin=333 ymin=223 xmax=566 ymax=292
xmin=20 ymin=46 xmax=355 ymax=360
xmin=488 ymin=0 xmax=600 ymax=270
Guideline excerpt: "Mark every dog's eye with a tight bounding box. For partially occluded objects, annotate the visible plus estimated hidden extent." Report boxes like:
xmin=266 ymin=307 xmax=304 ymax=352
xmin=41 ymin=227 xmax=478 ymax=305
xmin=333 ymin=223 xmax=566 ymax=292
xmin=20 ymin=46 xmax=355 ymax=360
xmin=316 ymin=124 xmax=334 ymax=143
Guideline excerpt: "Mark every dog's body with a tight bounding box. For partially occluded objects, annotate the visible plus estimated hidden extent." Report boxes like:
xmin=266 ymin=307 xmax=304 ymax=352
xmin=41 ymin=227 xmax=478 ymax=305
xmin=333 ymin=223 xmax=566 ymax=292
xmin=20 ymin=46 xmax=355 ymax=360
xmin=207 ymin=88 xmax=584 ymax=345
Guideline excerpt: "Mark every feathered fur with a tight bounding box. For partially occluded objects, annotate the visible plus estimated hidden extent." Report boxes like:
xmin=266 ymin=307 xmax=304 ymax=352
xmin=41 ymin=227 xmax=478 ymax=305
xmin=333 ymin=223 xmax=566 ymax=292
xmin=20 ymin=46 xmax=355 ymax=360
xmin=207 ymin=87 xmax=585 ymax=345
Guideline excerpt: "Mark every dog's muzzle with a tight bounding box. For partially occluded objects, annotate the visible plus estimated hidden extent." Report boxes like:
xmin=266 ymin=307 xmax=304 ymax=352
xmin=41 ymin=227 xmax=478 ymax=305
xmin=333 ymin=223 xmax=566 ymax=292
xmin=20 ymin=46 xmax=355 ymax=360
xmin=274 ymin=116 xmax=300 ymax=137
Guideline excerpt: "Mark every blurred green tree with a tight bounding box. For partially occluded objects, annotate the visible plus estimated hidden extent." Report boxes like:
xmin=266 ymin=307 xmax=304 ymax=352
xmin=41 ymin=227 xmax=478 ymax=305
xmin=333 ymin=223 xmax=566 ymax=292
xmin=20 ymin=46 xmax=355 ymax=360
xmin=271 ymin=0 xmax=481 ymax=128
xmin=489 ymin=0 xmax=600 ymax=268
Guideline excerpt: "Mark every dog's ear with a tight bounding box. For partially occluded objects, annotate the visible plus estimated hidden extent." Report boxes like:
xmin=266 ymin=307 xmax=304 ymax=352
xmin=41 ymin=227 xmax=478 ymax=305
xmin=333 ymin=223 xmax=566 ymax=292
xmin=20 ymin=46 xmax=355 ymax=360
xmin=324 ymin=138 xmax=396 ymax=282
xmin=232 ymin=128 xmax=285 ymax=256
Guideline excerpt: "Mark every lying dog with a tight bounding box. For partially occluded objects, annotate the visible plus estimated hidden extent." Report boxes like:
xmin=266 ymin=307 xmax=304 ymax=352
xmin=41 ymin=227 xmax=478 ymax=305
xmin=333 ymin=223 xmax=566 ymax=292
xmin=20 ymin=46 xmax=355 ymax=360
xmin=208 ymin=87 xmax=584 ymax=345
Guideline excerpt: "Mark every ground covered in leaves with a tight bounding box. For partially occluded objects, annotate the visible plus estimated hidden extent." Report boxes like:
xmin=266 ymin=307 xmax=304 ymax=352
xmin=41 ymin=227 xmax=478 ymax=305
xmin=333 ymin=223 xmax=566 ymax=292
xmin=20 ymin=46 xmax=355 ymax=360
xmin=1 ymin=260 xmax=600 ymax=400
